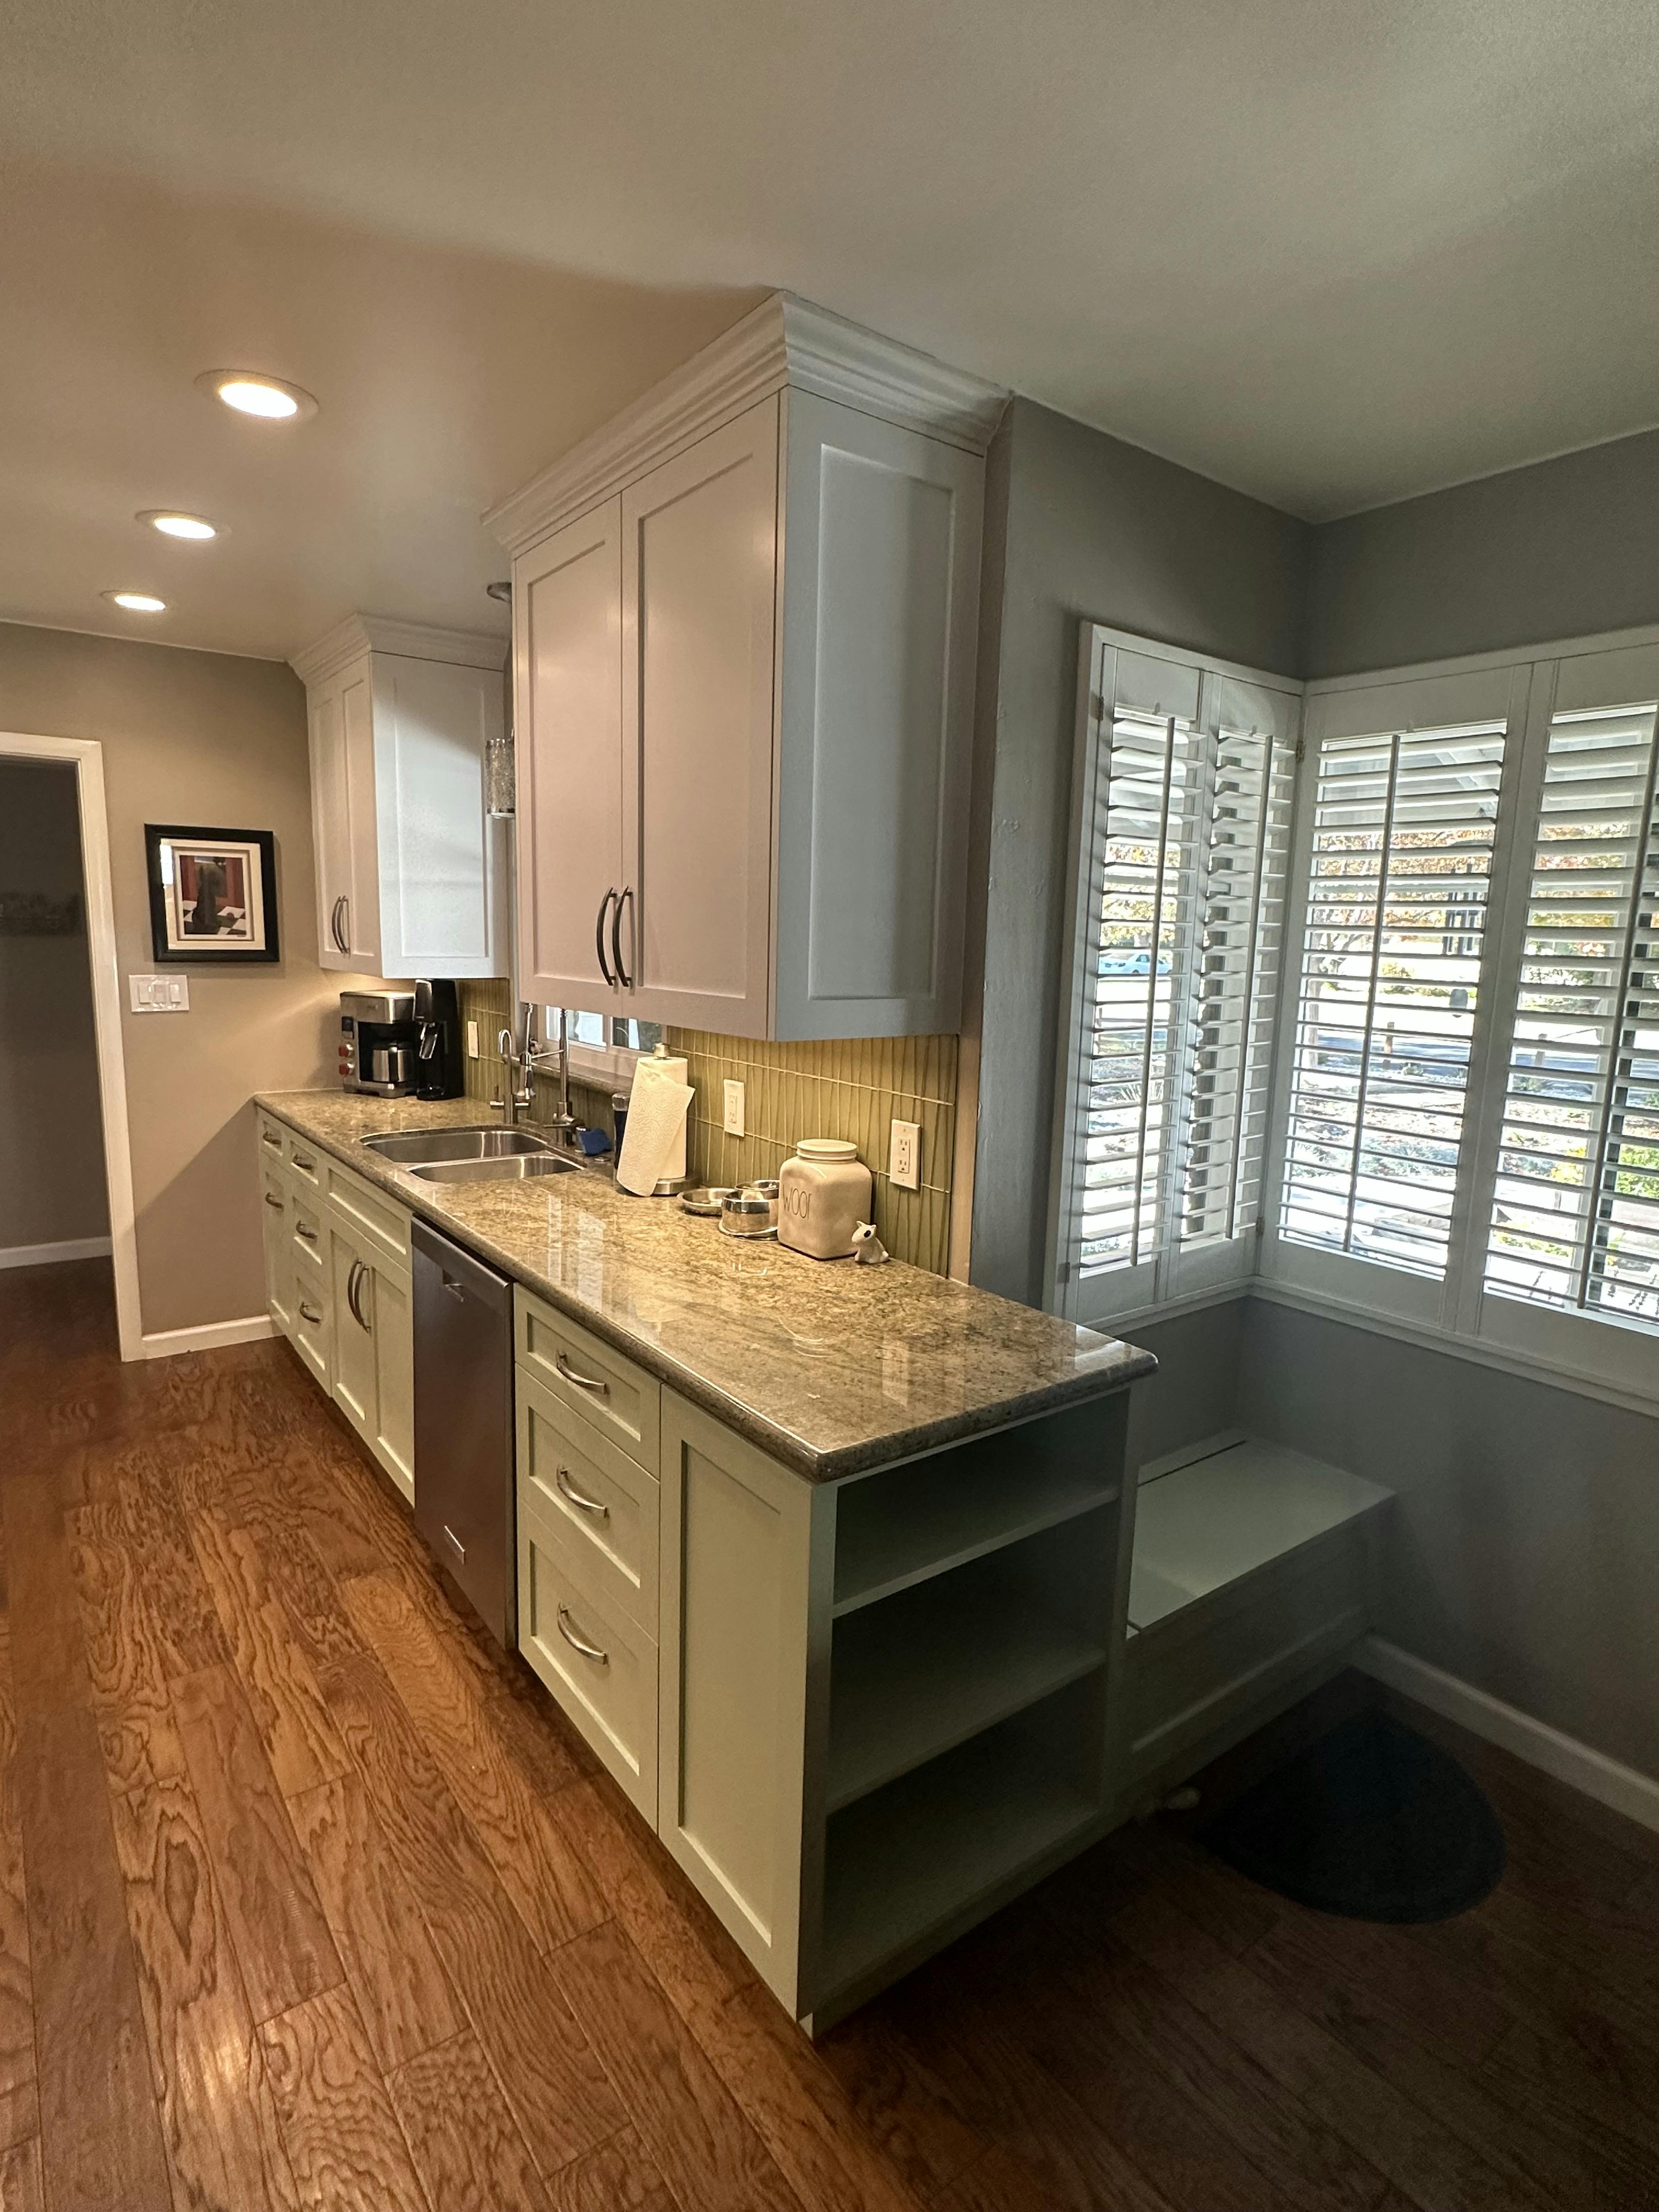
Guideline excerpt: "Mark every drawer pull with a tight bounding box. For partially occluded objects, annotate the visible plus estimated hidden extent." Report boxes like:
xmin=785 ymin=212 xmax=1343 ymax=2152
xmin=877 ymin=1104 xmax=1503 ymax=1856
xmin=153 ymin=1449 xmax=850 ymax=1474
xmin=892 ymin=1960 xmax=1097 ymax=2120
xmin=298 ymin=1300 xmax=323 ymax=1327
xmin=295 ymin=1220 xmax=318 ymax=1242
xmin=293 ymin=1152 xmax=316 ymax=1173
xmin=261 ymin=1130 xmax=281 ymax=1150
xmin=555 ymin=1605 xmax=608 ymax=1665
xmin=264 ymin=1192 xmax=285 ymax=1210
xmin=554 ymin=1465 xmax=609 ymax=1520
xmin=555 ymin=1353 xmax=609 ymax=1398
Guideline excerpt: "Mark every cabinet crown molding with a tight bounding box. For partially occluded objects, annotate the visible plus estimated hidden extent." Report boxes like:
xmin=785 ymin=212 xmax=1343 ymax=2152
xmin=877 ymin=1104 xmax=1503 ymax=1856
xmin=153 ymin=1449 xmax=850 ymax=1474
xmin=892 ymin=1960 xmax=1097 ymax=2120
xmin=485 ymin=291 xmax=1008 ymax=556
xmin=290 ymin=612 xmax=509 ymax=687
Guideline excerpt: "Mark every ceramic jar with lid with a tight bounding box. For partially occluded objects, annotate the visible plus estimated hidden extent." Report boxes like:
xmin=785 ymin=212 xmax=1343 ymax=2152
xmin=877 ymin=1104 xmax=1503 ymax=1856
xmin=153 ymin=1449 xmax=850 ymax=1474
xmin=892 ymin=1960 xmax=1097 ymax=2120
xmin=778 ymin=1138 xmax=873 ymax=1260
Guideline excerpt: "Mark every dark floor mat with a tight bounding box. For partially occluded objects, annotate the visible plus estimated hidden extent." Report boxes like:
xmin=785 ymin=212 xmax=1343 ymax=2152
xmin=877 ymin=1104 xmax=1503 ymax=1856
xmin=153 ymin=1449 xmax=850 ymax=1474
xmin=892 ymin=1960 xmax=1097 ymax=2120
xmin=1199 ymin=1708 xmax=1505 ymax=1922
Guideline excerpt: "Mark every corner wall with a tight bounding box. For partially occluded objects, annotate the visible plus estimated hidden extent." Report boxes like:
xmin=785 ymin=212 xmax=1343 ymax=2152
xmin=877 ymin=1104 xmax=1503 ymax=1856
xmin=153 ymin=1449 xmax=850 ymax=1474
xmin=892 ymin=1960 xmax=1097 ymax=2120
xmin=0 ymin=621 xmax=340 ymax=1337
xmin=964 ymin=397 xmax=1311 ymax=1307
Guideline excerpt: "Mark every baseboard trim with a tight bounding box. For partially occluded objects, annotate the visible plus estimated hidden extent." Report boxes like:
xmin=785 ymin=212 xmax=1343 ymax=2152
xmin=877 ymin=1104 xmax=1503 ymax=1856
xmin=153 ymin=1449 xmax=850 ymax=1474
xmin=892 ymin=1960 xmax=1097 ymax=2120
xmin=140 ymin=1314 xmax=276 ymax=1360
xmin=1354 ymin=1635 xmax=1659 ymax=1837
xmin=0 ymin=1235 xmax=113 ymax=1271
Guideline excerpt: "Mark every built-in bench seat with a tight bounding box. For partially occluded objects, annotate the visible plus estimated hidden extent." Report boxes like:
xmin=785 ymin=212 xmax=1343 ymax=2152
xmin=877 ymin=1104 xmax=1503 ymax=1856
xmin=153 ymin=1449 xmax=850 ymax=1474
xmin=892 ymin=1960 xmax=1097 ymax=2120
xmin=1122 ymin=1434 xmax=1393 ymax=1808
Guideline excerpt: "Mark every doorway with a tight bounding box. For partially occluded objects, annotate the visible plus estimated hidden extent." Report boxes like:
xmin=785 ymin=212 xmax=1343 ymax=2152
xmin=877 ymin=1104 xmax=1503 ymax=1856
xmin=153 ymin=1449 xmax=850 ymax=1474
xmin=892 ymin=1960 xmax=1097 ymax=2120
xmin=0 ymin=734 xmax=141 ymax=1357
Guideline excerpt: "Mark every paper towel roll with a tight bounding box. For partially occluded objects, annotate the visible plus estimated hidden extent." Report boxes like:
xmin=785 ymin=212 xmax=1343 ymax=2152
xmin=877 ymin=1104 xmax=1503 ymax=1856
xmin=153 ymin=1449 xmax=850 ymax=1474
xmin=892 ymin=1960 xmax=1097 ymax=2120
xmin=616 ymin=1054 xmax=693 ymax=1195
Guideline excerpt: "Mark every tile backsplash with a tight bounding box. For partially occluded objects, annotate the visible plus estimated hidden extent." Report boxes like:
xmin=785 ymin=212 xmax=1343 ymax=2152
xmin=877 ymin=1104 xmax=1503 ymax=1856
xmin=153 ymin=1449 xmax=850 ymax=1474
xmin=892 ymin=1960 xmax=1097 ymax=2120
xmin=456 ymin=982 xmax=958 ymax=1274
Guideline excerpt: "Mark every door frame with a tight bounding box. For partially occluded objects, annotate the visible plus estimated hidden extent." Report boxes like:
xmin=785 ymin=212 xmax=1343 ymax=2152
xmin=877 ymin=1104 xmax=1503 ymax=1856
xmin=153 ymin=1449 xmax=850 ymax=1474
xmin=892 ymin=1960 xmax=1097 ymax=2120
xmin=0 ymin=731 xmax=143 ymax=1359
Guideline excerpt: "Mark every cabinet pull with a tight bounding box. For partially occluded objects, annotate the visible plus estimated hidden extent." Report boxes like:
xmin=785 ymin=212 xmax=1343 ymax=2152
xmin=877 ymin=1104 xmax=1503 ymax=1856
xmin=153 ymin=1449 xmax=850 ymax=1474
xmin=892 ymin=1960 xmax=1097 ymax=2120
xmin=554 ymin=1352 xmax=608 ymax=1398
xmin=295 ymin=1220 xmax=318 ymax=1242
xmin=554 ymin=1465 xmax=609 ymax=1520
xmin=348 ymin=1259 xmax=372 ymax=1332
xmin=263 ymin=1192 xmax=285 ymax=1210
xmin=331 ymin=895 xmax=348 ymax=953
xmin=261 ymin=1129 xmax=281 ymax=1150
xmin=555 ymin=1605 xmax=608 ymax=1665
xmin=595 ymin=888 xmax=617 ymax=987
xmin=611 ymin=886 xmax=634 ymax=990
xmin=299 ymin=1300 xmax=323 ymax=1327
xmin=292 ymin=1152 xmax=316 ymax=1173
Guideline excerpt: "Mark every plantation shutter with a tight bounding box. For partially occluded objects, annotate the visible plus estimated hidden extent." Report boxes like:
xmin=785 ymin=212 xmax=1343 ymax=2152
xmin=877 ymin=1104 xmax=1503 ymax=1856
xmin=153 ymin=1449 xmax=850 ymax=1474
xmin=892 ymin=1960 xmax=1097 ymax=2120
xmin=1053 ymin=631 xmax=1299 ymax=1321
xmin=1484 ymin=694 xmax=1659 ymax=1323
xmin=1278 ymin=719 xmax=1507 ymax=1280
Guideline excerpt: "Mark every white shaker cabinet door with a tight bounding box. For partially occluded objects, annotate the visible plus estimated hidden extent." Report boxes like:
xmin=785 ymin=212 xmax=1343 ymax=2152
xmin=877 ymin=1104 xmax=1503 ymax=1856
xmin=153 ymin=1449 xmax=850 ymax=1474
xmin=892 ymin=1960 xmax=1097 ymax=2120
xmin=515 ymin=499 xmax=626 ymax=1008
xmin=622 ymin=398 xmax=780 ymax=1037
xmin=372 ymin=654 xmax=503 ymax=980
xmin=772 ymin=392 xmax=982 ymax=1039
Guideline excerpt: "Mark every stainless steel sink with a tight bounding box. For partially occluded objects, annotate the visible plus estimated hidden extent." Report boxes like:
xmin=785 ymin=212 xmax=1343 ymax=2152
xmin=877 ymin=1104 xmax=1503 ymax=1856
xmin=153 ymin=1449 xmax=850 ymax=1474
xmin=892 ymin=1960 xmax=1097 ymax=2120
xmin=361 ymin=1125 xmax=555 ymax=1165
xmin=407 ymin=1153 xmax=583 ymax=1186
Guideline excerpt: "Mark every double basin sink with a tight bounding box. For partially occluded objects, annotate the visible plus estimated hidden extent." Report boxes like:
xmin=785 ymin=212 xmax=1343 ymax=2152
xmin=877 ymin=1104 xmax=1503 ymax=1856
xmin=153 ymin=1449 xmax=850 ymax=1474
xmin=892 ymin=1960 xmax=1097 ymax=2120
xmin=360 ymin=1125 xmax=584 ymax=1185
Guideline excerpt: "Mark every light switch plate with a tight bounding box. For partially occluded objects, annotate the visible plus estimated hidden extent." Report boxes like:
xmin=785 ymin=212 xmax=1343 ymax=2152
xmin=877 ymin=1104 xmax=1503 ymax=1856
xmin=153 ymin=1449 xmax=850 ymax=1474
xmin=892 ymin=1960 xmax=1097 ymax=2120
xmin=723 ymin=1078 xmax=745 ymax=1138
xmin=890 ymin=1118 xmax=921 ymax=1190
xmin=129 ymin=973 xmax=189 ymax=1013
xmin=467 ymin=1020 xmax=480 ymax=1059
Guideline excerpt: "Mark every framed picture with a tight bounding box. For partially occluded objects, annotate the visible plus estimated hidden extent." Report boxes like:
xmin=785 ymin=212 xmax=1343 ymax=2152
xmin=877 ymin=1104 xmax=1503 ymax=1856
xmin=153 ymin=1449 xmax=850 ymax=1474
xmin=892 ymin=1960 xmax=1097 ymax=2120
xmin=144 ymin=825 xmax=280 ymax=963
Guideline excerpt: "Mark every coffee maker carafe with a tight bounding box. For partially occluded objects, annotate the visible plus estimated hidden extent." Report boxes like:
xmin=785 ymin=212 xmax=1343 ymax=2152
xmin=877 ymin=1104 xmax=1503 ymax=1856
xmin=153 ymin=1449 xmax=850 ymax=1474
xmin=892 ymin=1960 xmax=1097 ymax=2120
xmin=413 ymin=978 xmax=465 ymax=1100
xmin=339 ymin=991 xmax=418 ymax=1096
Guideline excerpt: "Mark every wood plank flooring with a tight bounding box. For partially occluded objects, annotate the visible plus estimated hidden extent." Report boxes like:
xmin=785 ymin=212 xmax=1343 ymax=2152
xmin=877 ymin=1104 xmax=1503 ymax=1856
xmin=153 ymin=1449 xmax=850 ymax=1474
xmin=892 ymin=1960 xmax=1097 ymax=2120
xmin=2 ymin=1258 xmax=1657 ymax=2212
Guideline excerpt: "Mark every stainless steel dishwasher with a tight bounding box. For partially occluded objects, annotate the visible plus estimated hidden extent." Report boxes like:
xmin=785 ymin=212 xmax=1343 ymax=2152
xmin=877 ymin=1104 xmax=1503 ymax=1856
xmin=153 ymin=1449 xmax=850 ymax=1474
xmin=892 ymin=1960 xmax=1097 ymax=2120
xmin=411 ymin=1217 xmax=516 ymax=1648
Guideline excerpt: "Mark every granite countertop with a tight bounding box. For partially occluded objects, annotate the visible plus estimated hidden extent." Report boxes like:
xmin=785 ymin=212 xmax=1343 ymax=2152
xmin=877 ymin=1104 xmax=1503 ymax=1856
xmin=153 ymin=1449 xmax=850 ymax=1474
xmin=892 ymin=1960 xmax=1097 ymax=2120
xmin=255 ymin=1090 xmax=1155 ymax=1482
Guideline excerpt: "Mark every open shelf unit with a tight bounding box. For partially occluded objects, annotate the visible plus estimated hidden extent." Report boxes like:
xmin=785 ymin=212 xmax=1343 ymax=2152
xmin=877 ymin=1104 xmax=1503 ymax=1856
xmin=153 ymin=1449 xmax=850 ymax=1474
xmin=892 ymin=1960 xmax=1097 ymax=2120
xmin=833 ymin=1400 xmax=1121 ymax=1618
xmin=818 ymin=1678 xmax=1106 ymax=2009
xmin=826 ymin=1509 xmax=1115 ymax=1811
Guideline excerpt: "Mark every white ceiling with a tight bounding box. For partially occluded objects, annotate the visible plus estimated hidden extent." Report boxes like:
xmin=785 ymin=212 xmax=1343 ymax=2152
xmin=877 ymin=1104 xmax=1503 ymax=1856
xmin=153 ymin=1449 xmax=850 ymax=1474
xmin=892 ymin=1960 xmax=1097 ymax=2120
xmin=4 ymin=0 xmax=1657 ymax=661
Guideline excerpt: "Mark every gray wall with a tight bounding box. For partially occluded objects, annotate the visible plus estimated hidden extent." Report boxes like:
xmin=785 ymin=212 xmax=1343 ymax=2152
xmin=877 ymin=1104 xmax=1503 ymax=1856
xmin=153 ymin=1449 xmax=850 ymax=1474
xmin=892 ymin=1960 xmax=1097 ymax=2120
xmin=1304 ymin=426 xmax=1659 ymax=677
xmin=965 ymin=398 xmax=1310 ymax=1306
xmin=1239 ymin=1300 xmax=1659 ymax=1780
xmin=0 ymin=760 xmax=108 ymax=1251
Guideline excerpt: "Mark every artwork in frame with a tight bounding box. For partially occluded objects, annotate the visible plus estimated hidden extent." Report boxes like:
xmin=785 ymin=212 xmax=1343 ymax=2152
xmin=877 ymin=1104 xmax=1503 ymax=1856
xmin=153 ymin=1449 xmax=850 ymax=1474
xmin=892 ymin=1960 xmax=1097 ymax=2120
xmin=144 ymin=825 xmax=280 ymax=963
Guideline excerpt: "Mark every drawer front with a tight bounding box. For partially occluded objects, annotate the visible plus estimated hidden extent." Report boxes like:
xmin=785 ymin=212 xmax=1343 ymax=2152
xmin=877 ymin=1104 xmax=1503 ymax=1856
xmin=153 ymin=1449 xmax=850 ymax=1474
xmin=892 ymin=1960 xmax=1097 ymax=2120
xmin=517 ymin=1371 xmax=658 ymax=1634
xmin=285 ymin=1128 xmax=324 ymax=1190
xmin=325 ymin=1156 xmax=413 ymax=1270
xmin=255 ymin=1109 xmax=288 ymax=1168
xmin=515 ymin=1290 xmax=660 ymax=1472
xmin=291 ymin=1259 xmax=331 ymax=1388
xmin=518 ymin=1506 xmax=657 ymax=1819
xmin=291 ymin=1189 xmax=328 ymax=1274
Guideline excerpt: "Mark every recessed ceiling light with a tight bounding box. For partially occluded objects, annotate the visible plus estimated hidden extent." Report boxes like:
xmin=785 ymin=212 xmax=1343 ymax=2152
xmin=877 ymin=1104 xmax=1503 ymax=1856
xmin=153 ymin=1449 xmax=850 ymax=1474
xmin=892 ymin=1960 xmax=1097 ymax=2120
xmin=137 ymin=509 xmax=218 ymax=540
xmin=102 ymin=591 xmax=167 ymax=613
xmin=195 ymin=369 xmax=318 ymax=422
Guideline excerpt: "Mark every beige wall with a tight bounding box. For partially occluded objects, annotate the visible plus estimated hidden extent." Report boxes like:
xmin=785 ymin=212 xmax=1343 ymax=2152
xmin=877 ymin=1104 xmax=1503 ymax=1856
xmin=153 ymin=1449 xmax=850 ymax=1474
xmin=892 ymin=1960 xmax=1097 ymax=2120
xmin=0 ymin=759 xmax=108 ymax=1250
xmin=0 ymin=621 xmax=341 ymax=1335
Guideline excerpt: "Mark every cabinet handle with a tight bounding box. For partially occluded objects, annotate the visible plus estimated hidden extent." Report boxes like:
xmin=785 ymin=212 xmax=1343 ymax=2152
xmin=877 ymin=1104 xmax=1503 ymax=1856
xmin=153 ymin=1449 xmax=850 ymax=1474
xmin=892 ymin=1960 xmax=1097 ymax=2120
xmin=299 ymin=1300 xmax=323 ymax=1327
xmin=331 ymin=895 xmax=348 ymax=953
xmin=595 ymin=889 xmax=617 ymax=987
xmin=295 ymin=1220 xmax=318 ymax=1242
xmin=611 ymin=886 xmax=634 ymax=991
xmin=348 ymin=1259 xmax=372 ymax=1332
xmin=554 ymin=1465 xmax=610 ymax=1521
xmin=292 ymin=1153 xmax=316 ymax=1173
xmin=264 ymin=1192 xmax=285 ymax=1210
xmin=554 ymin=1352 xmax=608 ymax=1398
xmin=339 ymin=896 xmax=352 ymax=953
xmin=261 ymin=1129 xmax=281 ymax=1150
xmin=555 ymin=1605 xmax=609 ymax=1665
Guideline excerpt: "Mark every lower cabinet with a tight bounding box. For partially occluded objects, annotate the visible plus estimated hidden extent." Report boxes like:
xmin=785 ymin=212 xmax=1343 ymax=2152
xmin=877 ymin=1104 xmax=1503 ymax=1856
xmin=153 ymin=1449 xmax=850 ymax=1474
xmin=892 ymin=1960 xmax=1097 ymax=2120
xmin=329 ymin=1218 xmax=416 ymax=1505
xmin=254 ymin=1113 xmax=415 ymax=1505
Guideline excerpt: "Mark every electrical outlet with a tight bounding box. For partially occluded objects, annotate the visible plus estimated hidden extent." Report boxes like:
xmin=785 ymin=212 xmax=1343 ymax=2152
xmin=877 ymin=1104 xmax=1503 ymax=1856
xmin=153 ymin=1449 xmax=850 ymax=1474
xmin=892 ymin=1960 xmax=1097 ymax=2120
xmin=890 ymin=1118 xmax=921 ymax=1190
xmin=467 ymin=1020 xmax=479 ymax=1059
xmin=723 ymin=1078 xmax=746 ymax=1138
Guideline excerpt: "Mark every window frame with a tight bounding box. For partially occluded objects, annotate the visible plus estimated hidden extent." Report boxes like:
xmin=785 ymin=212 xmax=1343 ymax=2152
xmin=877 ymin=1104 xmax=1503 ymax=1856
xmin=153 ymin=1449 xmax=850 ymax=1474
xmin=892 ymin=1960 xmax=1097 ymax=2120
xmin=1046 ymin=624 xmax=1303 ymax=1328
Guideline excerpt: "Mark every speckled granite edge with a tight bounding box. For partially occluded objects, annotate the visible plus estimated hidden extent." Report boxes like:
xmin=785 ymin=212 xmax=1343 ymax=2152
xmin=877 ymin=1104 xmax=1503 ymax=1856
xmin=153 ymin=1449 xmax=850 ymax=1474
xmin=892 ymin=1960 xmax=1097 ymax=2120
xmin=254 ymin=1090 xmax=1156 ymax=1481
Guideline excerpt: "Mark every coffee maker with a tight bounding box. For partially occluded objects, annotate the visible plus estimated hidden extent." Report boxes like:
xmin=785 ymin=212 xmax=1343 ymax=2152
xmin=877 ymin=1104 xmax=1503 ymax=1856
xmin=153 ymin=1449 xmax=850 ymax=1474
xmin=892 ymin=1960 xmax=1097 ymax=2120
xmin=413 ymin=978 xmax=465 ymax=1100
xmin=338 ymin=990 xmax=418 ymax=1096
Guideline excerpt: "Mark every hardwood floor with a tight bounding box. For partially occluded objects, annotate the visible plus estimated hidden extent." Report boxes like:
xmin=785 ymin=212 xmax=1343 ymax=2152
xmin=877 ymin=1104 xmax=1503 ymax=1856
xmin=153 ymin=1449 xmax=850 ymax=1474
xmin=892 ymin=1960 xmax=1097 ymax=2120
xmin=2 ymin=1258 xmax=1656 ymax=2212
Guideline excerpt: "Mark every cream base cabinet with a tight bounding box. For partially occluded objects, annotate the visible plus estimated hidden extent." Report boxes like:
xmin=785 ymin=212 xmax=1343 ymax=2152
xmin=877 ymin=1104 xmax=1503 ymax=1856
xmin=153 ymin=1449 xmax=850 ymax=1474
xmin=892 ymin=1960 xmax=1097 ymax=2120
xmin=327 ymin=1221 xmax=416 ymax=1505
xmin=293 ymin=614 xmax=508 ymax=981
xmin=493 ymin=292 xmax=1002 ymax=1041
xmin=259 ymin=1163 xmax=296 ymax=1341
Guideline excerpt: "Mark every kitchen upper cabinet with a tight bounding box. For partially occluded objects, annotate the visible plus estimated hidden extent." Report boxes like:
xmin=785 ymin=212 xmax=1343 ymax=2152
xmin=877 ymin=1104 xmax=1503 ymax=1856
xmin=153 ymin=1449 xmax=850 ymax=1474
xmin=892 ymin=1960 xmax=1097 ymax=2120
xmin=490 ymin=292 xmax=1004 ymax=1041
xmin=292 ymin=615 xmax=508 ymax=982
xmin=515 ymin=502 xmax=625 ymax=1007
